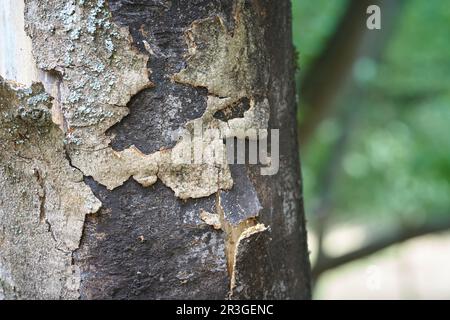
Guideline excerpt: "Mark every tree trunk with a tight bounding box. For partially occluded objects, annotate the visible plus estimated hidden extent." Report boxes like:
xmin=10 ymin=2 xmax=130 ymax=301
xmin=0 ymin=0 xmax=310 ymax=299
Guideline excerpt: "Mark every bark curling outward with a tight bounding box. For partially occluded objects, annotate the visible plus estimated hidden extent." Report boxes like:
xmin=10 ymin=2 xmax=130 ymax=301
xmin=0 ymin=0 xmax=311 ymax=299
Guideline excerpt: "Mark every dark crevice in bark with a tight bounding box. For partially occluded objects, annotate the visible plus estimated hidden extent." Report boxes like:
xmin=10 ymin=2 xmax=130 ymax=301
xmin=33 ymin=169 xmax=46 ymax=223
xmin=213 ymin=97 xmax=250 ymax=121
xmin=32 ymin=168 xmax=62 ymax=248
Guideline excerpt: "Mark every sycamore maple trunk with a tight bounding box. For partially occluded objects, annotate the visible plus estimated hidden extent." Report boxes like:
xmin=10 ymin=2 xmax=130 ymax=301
xmin=0 ymin=0 xmax=311 ymax=299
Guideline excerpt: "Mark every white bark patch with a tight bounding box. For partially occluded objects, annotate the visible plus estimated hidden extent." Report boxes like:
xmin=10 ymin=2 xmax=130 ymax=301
xmin=0 ymin=0 xmax=39 ymax=86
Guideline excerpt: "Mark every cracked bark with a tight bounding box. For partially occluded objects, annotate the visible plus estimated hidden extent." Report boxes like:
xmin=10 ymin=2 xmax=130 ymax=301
xmin=0 ymin=0 xmax=311 ymax=299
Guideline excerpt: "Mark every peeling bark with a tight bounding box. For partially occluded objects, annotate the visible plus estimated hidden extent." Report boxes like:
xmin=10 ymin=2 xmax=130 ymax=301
xmin=1 ymin=0 xmax=311 ymax=299
xmin=0 ymin=79 xmax=101 ymax=299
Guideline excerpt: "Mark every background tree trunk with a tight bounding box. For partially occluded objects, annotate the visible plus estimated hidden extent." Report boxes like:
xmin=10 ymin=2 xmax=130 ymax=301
xmin=0 ymin=0 xmax=310 ymax=299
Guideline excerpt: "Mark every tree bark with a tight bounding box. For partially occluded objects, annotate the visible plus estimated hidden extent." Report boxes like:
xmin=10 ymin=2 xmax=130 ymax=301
xmin=0 ymin=0 xmax=310 ymax=299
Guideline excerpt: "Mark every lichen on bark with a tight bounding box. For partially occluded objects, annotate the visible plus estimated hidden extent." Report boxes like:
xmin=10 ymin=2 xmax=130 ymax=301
xmin=0 ymin=77 xmax=101 ymax=299
xmin=24 ymin=0 xmax=236 ymax=199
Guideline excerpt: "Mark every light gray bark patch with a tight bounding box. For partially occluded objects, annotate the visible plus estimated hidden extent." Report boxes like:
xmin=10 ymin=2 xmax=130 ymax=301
xmin=0 ymin=78 xmax=101 ymax=299
xmin=172 ymin=1 xmax=269 ymax=99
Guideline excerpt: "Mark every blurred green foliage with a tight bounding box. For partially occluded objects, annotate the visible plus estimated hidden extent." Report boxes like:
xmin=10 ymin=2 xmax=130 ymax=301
xmin=293 ymin=0 xmax=450 ymax=226
xmin=292 ymin=0 xmax=348 ymax=72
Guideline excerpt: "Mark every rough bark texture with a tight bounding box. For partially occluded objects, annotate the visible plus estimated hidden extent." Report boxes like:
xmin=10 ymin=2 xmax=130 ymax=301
xmin=0 ymin=80 xmax=101 ymax=299
xmin=0 ymin=0 xmax=311 ymax=299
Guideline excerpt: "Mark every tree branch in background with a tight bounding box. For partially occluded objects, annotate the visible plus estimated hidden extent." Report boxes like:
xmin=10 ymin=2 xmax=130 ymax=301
xmin=298 ymin=0 xmax=404 ymax=146
xmin=298 ymin=0 xmax=373 ymax=146
xmin=312 ymin=217 xmax=450 ymax=281
xmin=302 ymin=0 xmax=418 ymax=284
xmin=309 ymin=0 xmax=405 ymax=271
xmin=314 ymin=107 xmax=356 ymax=265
